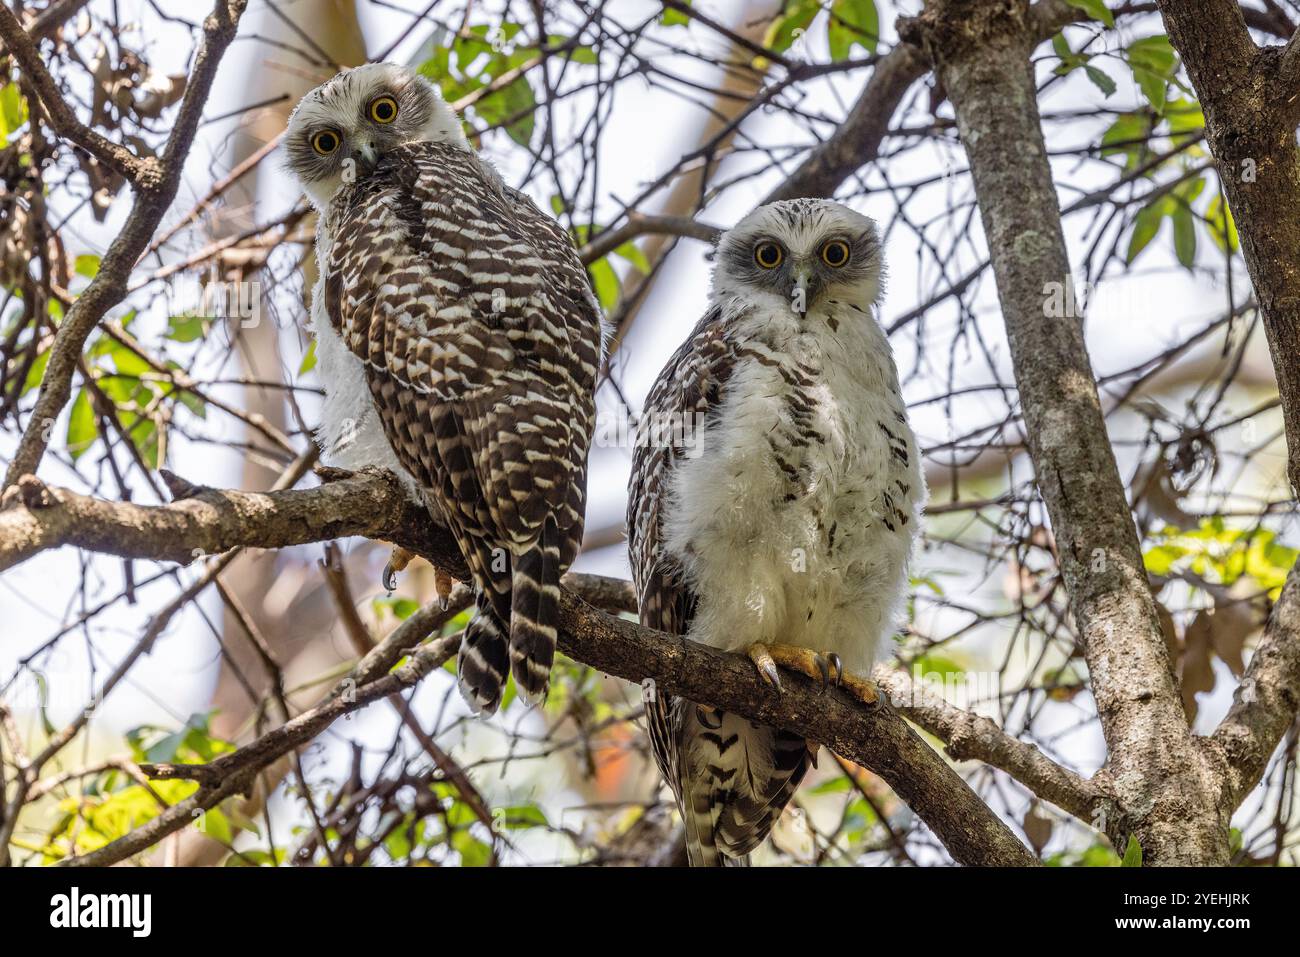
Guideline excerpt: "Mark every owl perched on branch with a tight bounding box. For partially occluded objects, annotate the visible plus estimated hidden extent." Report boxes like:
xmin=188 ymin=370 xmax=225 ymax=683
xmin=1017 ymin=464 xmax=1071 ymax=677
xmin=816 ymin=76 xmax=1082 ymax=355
xmin=627 ymin=199 xmax=924 ymax=865
xmin=285 ymin=63 xmax=602 ymax=714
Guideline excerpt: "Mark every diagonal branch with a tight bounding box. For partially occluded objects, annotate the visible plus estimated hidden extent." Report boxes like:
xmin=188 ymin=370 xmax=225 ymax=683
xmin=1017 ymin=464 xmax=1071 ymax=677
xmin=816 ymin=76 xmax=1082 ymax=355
xmin=1211 ymin=564 xmax=1300 ymax=809
xmin=876 ymin=667 xmax=1104 ymax=823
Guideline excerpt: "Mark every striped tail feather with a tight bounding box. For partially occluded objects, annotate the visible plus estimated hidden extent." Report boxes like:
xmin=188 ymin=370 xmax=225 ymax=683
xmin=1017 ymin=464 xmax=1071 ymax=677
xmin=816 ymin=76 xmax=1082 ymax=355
xmin=678 ymin=707 xmax=812 ymax=867
xmin=457 ymin=593 xmax=510 ymax=715
xmin=508 ymin=515 xmax=562 ymax=701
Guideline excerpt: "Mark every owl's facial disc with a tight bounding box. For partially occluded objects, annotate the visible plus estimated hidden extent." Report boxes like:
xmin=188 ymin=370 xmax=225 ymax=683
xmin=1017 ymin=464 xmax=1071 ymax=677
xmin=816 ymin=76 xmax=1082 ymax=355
xmin=711 ymin=199 xmax=885 ymax=319
xmin=285 ymin=63 xmax=466 ymax=207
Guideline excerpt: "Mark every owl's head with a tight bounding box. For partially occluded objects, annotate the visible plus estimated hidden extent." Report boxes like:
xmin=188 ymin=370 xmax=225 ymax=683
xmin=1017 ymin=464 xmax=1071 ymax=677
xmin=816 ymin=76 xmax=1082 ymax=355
xmin=285 ymin=62 xmax=465 ymax=207
xmin=711 ymin=199 xmax=884 ymax=316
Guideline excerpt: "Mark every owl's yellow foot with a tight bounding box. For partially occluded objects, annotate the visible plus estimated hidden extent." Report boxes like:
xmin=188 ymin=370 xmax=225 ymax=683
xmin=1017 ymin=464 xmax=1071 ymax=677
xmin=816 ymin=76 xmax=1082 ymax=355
xmin=434 ymin=567 xmax=454 ymax=611
xmin=839 ymin=672 xmax=880 ymax=708
xmin=382 ymin=546 xmax=415 ymax=593
xmin=746 ymin=642 xmax=842 ymax=693
xmin=382 ymin=548 xmax=457 ymax=608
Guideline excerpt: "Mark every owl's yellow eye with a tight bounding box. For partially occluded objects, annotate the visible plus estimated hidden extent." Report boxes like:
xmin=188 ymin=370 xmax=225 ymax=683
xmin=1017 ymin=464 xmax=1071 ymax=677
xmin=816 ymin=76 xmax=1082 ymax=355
xmin=754 ymin=242 xmax=784 ymax=269
xmin=821 ymin=240 xmax=850 ymax=267
xmin=311 ymin=129 xmax=341 ymax=155
xmin=369 ymin=95 xmax=399 ymax=124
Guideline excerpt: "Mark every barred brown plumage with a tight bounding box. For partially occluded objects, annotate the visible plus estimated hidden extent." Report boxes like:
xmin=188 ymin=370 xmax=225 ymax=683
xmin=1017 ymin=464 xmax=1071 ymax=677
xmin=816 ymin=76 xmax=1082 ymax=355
xmin=628 ymin=199 xmax=924 ymax=865
xmin=286 ymin=64 xmax=602 ymax=714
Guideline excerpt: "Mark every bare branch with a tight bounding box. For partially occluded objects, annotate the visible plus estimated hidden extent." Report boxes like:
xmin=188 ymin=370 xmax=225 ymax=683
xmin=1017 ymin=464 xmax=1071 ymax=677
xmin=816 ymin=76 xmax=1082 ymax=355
xmin=0 ymin=5 xmax=152 ymax=183
xmin=2 ymin=0 xmax=250 ymax=490
xmin=11 ymin=470 xmax=1035 ymax=866
xmin=877 ymin=667 xmax=1103 ymax=823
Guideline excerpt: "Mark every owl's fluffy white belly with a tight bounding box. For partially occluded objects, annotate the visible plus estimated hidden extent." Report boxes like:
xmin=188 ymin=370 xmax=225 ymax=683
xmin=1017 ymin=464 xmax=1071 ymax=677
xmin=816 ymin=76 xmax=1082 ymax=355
xmin=662 ymin=308 xmax=922 ymax=675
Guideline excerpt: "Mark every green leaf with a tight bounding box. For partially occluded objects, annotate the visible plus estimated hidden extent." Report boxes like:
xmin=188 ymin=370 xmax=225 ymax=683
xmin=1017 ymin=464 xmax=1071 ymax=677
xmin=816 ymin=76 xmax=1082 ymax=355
xmin=1100 ymin=112 xmax=1149 ymax=168
xmin=1126 ymin=199 xmax=1168 ymax=263
xmin=298 ymin=338 xmax=317 ymax=375
xmin=828 ymin=0 xmax=879 ymax=60
xmin=1065 ymin=0 xmax=1115 ymax=27
xmin=66 ymin=388 xmax=97 ymax=460
xmin=0 ymin=83 xmax=28 ymax=148
xmin=660 ymin=1 xmax=691 ymax=27
xmin=1205 ymin=192 xmax=1239 ymax=253
xmin=1165 ymin=97 xmax=1205 ymax=135
xmin=167 ymin=314 xmax=207 ymax=343
xmin=451 ymin=829 xmax=492 ymax=866
xmin=1084 ymin=65 xmax=1117 ymax=98
xmin=480 ymin=76 xmax=536 ymax=147
xmin=613 ymin=240 xmax=651 ymax=274
xmin=22 ymin=349 xmax=49 ymax=396
xmin=1121 ymin=835 xmax=1143 ymax=867
xmin=373 ymin=595 xmax=421 ymax=620
xmin=1127 ymin=36 xmax=1177 ymax=114
xmin=764 ymin=0 xmax=820 ymax=55
xmin=74 ymin=254 xmax=101 ymax=279
xmin=495 ymin=804 xmax=549 ymax=830
xmin=176 ymin=388 xmax=206 ymax=420
xmin=202 ymin=808 xmax=234 ymax=845
xmin=1171 ymin=203 xmax=1196 ymax=269
xmin=587 ymin=257 xmax=620 ymax=310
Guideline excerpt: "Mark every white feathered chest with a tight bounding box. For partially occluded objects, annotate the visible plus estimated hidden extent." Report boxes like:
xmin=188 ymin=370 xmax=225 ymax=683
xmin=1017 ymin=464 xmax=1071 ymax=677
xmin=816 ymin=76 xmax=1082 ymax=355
xmin=661 ymin=295 xmax=924 ymax=674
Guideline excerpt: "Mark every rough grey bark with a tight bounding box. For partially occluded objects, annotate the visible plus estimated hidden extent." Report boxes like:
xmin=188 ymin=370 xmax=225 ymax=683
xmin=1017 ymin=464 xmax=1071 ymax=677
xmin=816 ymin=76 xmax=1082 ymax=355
xmin=1156 ymin=0 xmax=1300 ymax=496
xmin=902 ymin=0 xmax=1229 ymax=865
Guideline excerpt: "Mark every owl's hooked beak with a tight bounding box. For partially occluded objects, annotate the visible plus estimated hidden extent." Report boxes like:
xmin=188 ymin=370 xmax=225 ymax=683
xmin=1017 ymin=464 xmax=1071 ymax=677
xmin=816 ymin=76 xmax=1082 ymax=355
xmin=791 ymin=268 xmax=812 ymax=316
xmin=351 ymin=139 xmax=379 ymax=171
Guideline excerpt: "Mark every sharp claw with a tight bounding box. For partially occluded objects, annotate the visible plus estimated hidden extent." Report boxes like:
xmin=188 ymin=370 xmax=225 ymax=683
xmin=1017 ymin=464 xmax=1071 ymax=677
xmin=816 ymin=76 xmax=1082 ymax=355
xmin=826 ymin=652 xmax=843 ymax=687
xmin=382 ymin=562 xmax=397 ymax=593
xmin=439 ymin=594 xmax=450 ymax=611
xmin=762 ymin=661 xmax=782 ymax=690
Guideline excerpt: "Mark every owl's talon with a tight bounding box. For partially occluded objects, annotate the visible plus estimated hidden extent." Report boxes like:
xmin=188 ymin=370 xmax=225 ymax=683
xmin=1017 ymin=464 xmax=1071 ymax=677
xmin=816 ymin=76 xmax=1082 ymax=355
xmin=747 ymin=643 xmax=783 ymax=691
xmin=824 ymin=652 xmax=843 ymax=688
xmin=814 ymin=654 xmax=831 ymax=691
xmin=434 ymin=567 xmax=455 ymax=611
xmin=382 ymin=546 xmax=416 ymax=593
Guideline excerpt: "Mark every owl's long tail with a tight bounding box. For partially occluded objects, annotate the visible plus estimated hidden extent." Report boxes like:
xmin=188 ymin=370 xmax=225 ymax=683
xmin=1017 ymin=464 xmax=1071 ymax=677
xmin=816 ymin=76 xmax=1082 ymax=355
xmin=457 ymin=590 xmax=511 ymax=715
xmin=508 ymin=515 xmax=562 ymax=702
xmin=678 ymin=709 xmax=812 ymax=867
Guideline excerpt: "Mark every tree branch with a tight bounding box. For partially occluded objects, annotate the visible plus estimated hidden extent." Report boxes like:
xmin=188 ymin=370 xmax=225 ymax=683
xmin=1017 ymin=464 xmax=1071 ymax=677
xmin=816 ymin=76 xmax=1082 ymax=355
xmin=877 ymin=668 xmax=1103 ymax=823
xmin=1212 ymin=563 xmax=1300 ymax=808
xmin=2 ymin=0 xmax=250 ymax=491
xmin=903 ymin=0 xmax=1225 ymax=865
xmin=0 ymin=5 xmax=151 ymax=184
xmin=13 ymin=469 xmax=1034 ymax=866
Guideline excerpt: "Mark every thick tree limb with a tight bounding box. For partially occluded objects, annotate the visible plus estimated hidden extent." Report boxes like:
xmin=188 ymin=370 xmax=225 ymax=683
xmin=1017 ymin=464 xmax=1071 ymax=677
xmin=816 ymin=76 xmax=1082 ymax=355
xmin=1154 ymin=0 xmax=1300 ymax=820
xmin=1156 ymin=1 xmax=1300 ymax=493
xmin=2 ymin=0 xmax=250 ymax=490
xmin=902 ymin=0 xmax=1227 ymax=865
xmin=1211 ymin=564 xmax=1300 ymax=808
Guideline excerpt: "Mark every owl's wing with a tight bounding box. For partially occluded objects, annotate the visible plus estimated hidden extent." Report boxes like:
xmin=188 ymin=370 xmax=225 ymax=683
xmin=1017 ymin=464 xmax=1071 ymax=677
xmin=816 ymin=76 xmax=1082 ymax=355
xmin=324 ymin=142 xmax=601 ymax=709
xmin=627 ymin=300 xmax=811 ymax=866
xmin=627 ymin=302 xmax=733 ymax=641
xmin=325 ymin=143 xmax=599 ymax=548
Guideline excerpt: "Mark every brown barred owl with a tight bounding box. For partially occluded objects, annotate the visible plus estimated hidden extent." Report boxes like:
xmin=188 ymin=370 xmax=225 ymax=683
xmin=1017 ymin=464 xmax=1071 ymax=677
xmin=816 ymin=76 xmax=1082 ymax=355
xmin=286 ymin=63 xmax=602 ymax=714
